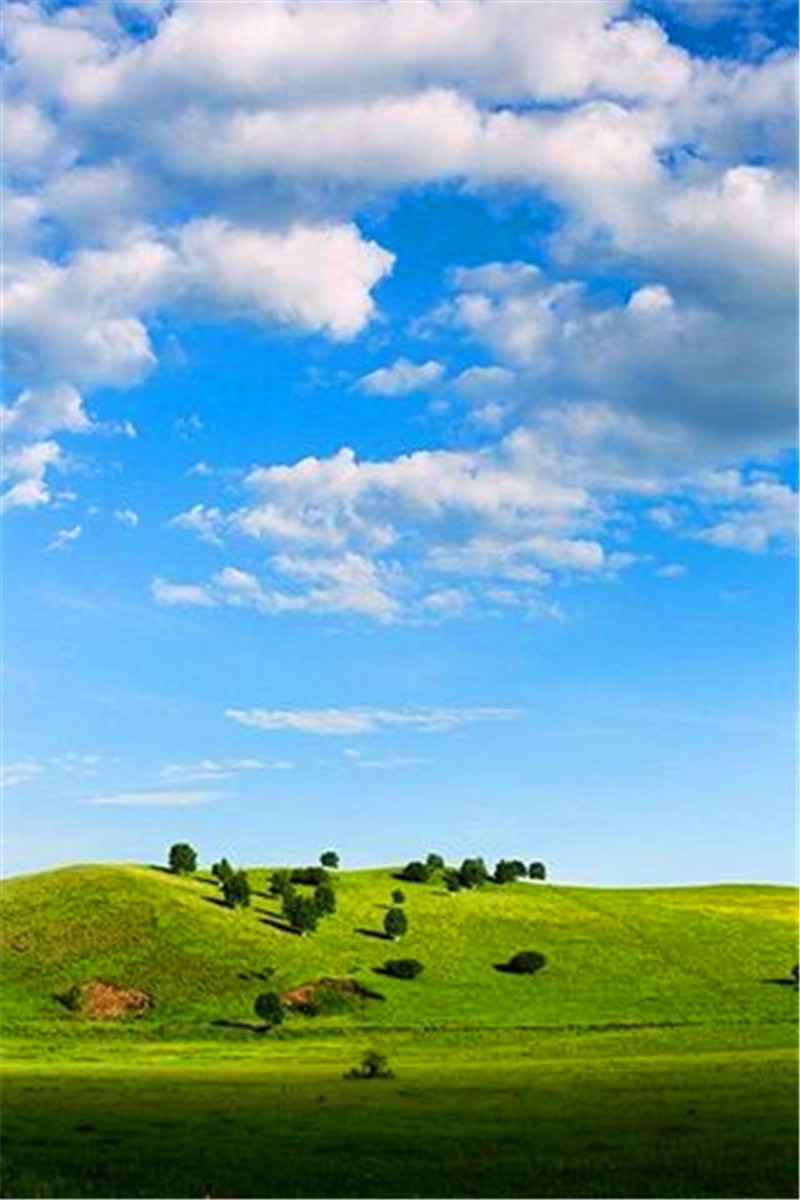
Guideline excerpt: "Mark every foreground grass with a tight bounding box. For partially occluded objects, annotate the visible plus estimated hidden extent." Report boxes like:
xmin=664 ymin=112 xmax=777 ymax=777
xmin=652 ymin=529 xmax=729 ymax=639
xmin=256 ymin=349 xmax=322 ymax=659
xmin=2 ymin=1029 xmax=797 ymax=1198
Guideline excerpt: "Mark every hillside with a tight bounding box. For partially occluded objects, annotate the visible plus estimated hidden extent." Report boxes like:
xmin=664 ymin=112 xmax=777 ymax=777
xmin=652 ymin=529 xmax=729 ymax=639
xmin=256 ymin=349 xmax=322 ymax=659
xmin=1 ymin=863 xmax=797 ymax=1037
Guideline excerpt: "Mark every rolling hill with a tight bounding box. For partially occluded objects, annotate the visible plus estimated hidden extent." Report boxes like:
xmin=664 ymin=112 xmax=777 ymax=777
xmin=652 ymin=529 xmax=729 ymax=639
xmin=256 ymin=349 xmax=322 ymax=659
xmin=2 ymin=862 xmax=797 ymax=1037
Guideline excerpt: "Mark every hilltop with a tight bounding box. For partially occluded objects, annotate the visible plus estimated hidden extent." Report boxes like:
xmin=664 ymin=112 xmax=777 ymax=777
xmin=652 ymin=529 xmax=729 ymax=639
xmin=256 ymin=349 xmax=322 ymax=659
xmin=1 ymin=862 xmax=797 ymax=1038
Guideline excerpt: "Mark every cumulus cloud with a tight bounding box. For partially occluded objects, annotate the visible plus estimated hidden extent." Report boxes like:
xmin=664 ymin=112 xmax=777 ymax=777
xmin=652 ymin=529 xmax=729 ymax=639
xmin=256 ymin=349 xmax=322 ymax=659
xmin=0 ymin=760 xmax=42 ymax=789
xmin=225 ymin=705 xmax=522 ymax=735
xmin=47 ymin=523 xmax=82 ymax=551
xmin=357 ymin=358 xmax=444 ymax=396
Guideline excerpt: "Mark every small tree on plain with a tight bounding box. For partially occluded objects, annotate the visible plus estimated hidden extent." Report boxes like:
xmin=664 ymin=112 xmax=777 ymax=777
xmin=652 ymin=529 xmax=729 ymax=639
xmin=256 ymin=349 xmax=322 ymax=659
xmin=211 ymin=857 xmax=233 ymax=885
xmin=284 ymin=893 xmax=319 ymax=934
xmin=320 ymin=850 xmax=340 ymax=869
xmin=384 ymin=906 xmax=408 ymax=940
xmin=426 ymin=853 xmax=445 ymax=872
xmin=270 ymin=868 xmax=291 ymax=896
xmin=392 ymin=888 xmax=406 ymax=904
xmin=528 ymin=862 xmax=547 ymax=881
xmin=459 ymin=857 xmax=489 ymax=888
xmin=401 ymin=860 xmax=430 ymax=883
xmin=254 ymin=992 xmax=284 ymax=1029
xmin=493 ymin=859 xmax=518 ymax=884
xmin=506 ymin=950 xmax=547 ymax=975
xmin=168 ymin=843 xmax=197 ymax=875
xmin=222 ymin=869 xmax=251 ymax=909
xmin=444 ymin=868 xmax=462 ymax=893
xmin=382 ymin=958 xmax=424 ymax=979
xmin=313 ymin=882 xmax=336 ymax=915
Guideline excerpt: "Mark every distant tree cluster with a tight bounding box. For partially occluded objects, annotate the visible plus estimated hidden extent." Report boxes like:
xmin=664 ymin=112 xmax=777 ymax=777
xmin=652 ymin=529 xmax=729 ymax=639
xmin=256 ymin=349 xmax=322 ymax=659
xmin=400 ymin=852 xmax=547 ymax=888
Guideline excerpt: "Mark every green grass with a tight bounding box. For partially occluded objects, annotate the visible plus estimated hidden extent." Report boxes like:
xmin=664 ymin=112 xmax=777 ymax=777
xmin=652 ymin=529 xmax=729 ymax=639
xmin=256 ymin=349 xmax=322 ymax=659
xmin=1 ymin=862 xmax=797 ymax=1197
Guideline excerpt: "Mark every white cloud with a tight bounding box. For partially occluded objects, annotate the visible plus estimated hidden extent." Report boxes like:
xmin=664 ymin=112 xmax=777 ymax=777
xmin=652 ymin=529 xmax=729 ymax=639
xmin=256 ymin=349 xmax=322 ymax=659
xmin=0 ymin=760 xmax=42 ymax=789
xmin=0 ymin=383 xmax=92 ymax=439
xmin=161 ymin=757 xmax=292 ymax=781
xmin=47 ymin=524 xmax=82 ymax=551
xmin=654 ymin=563 xmax=687 ymax=579
xmin=357 ymin=358 xmax=444 ymax=396
xmin=113 ymin=508 xmax=139 ymax=528
xmin=82 ymin=789 xmax=225 ymax=807
xmin=225 ymin=705 xmax=521 ymax=735
xmin=0 ymin=439 xmax=63 ymax=512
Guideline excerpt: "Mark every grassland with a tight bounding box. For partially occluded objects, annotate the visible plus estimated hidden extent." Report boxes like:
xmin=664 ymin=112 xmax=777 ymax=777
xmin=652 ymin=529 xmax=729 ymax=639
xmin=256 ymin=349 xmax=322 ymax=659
xmin=1 ymin=863 xmax=797 ymax=1197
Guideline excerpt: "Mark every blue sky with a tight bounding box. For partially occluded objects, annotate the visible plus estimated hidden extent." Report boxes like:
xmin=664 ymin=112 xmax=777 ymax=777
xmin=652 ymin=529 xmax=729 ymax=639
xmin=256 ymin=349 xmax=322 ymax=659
xmin=1 ymin=0 xmax=796 ymax=884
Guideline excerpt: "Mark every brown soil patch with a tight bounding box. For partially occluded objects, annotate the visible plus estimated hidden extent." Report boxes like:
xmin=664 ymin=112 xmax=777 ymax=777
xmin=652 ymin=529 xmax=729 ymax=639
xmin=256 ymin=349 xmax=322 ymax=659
xmin=281 ymin=976 xmax=384 ymax=1012
xmin=62 ymin=979 xmax=153 ymax=1019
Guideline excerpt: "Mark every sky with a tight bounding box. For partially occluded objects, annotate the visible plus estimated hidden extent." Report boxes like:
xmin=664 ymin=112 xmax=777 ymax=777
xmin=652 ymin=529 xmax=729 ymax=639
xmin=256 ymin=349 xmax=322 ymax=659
xmin=1 ymin=0 xmax=797 ymax=884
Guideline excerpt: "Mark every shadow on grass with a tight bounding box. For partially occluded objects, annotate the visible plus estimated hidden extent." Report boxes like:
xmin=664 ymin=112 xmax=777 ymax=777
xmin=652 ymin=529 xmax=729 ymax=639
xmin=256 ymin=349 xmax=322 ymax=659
xmin=201 ymin=896 xmax=230 ymax=910
xmin=763 ymin=977 xmax=799 ymax=987
xmin=355 ymin=927 xmax=390 ymax=941
xmin=493 ymin=963 xmax=544 ymax=975
xmin=210 ymin=1019 xmax=269 ymax=1034
xmin=260 ymin=916 xmax=302 ymax=936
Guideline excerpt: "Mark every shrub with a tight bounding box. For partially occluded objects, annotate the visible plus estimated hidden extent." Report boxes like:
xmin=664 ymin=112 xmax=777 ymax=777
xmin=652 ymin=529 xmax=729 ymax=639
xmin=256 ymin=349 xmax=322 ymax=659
xmin=506 ymin=950 xmax=547 ymax=975
xmin=528 ymin=861 xmax=547 ymax=881
xmin=344 ymin=1049 xmax=393 ymax=1080
xmin=254 ymin=992 xmax=284 ymax=1029
xmin=382 ymin=958 xmax=424 ymax=979
xmin=426 ymin=853 xmax=445 ymax=871
xmin=168 ymin=843 xmax=197 ymax=874
xmin=222 ymin=869 xmax=251 ymax=908
xmin=320 ymin=851 xmax=340 ymax=869
xmin=313 ymin=882 xmax=336 ymax=915
xmin=493 ymin=859 xmax=520 ymax=884
xmin=384 ymin=906 xmax=408 ymax=940
xmin=401 ymin=860 xmax=430 ymax=883
xmin=392 ymin=888 xmax=406 ymax=904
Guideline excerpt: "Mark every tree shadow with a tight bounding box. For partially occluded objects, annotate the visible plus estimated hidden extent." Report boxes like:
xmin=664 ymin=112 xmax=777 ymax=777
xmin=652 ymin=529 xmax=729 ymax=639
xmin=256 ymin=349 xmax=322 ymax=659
xmin=762 ymin=977 xmax=798 ymax=987
xmin=355 ymin=927 xmax=390 ymax=941
xmin=238 ymin=970 xmax=276 ymax=982
xmin=493 ymin=962 xmax=539 ymax=974
xmin=201 ymin=896 xmax=230 ymax=910
xmin=260 ymin=916 xmax=302 ymax=936
xmin=210 ymin=1019 xmax=269 ymax=1034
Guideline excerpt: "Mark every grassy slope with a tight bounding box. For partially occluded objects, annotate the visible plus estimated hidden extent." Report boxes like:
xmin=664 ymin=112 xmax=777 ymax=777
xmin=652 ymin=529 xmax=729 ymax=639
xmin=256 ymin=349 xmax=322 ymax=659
xmin=1 ymin=862 xmax=797 ymax=1036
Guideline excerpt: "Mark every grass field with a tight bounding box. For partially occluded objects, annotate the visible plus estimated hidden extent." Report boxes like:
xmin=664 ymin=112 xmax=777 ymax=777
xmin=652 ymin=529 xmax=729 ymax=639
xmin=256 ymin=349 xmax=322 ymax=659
xmin=1 ymin=862 xmax=797 ymax=1197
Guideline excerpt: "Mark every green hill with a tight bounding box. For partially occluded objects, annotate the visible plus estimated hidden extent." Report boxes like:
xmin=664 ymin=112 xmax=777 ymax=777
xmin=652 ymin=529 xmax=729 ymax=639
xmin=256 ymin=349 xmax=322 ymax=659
xmin=1 ymin=863 xmax=797 ymax=1037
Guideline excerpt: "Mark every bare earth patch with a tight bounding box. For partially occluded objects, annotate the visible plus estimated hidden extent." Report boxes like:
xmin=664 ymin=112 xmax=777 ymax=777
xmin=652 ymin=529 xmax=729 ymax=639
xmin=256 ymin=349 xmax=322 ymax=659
xmin=281 ymin=977 xmax=384 ymax=1013
xmin=61 ymin=980 xmax=153 ymax=1019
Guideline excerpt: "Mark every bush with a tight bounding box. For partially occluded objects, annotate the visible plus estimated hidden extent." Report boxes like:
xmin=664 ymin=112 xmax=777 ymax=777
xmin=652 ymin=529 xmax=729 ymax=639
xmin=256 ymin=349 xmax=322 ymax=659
xmin=313 ymin=882 xmax=336 ymax=915
xmin=320 ymin=851 xmax=340 ymax=869
xmin=222 ymin=869 xmax=251 ymax=908
xmin=505 ymin=950 xmax=547 ymax=975
xmin=392 ymin=888 xmax=406 ymax=904
xmin=400 ymin=860 xmax=430 ymax=883
xmin=493 ymin=859 xmax=520 ymax=884
xmin=254 ymin=992 xmax=284 ymax=1029
xmin=426 ymin=853 xmax=445 ymax=871
xmin=283 ymin=892 xmax=319 ymax=934
xmin=443 ymin=868 xmax=462 ymax=892
xmin=168 ymin=843 xmax=197 ymax=874
xmin=384 ymin=906 xmax=408 ymax=940
xmin=382 ymin=958 xmax=424 ymax=979
xmin=344 ymin=1049 xmax=393 ymax=1080
xmin=528 ymin=861 xmax=547 ymax=881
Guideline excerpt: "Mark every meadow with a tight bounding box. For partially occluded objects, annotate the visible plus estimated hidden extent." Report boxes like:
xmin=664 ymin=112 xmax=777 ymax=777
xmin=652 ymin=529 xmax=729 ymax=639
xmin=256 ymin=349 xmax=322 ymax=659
xmin=1 ymin=862 xmax=797 ymax=1197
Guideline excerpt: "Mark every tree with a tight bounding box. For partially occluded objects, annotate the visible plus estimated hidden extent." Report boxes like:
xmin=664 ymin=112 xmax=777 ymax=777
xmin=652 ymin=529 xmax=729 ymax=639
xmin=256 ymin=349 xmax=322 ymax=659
xmin=283 ymin=892 xmax=319 ymax=934
xmin=313 ymin=882 xmax=336 ymax=915
xmin=459 ymin=857 xmax=489 ymax=888
xmin=384 ymin=906 xmax=408 ymax=940
xmin=254 ymin=992 xmax=284 ymax=1029
xmin=493 ymin=859 xmax=518 ymax=884
xmin=506 ymin=950 xmax=547 ymax=975
xmin=222 ymin=869 xmax=251 ymax=909
xmin=392 ymin=888 xmax=406 ymax=904
xmin=443 ymin=868 xmax=462 ymax=893
xmin=320 ymin=850 xmax=340 ymax=869
xmin=401 ymin=860 xmax=430 ymax=883
xmin=211 ymin=857 xmax=233 ymax=885
xmin=426 ymin=853 xmax=445 ymax=871
xmin=344 ymin=1048 xmax=393 ymax=1080
xmin=270 ymin=868 xmax=291 ymax=896
xmin=510 ymin=860 xmax=527 ymax=878
xmin=168 ymin=843 xmax=197 ymax=875
xmin=528 ymin=862 xmax=547 ymax=881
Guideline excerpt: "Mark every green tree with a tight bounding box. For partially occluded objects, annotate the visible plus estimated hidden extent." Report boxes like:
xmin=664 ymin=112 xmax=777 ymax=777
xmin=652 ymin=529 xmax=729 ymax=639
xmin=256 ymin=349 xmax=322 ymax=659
xmin=506 ymin=950 xmax=547 ymax=975
xmin=426 ymin=853 xmax=445 ymax=871
xmin=384 ymin=906 xmax=408 ymax=940
xmin=320 ymin=850 xmax=340 ymax=869
xmin=269 ymin=868 xmax=291 ymax=896
xmin=222 ymin=869 xmax=251 ymax=908
xmin=168 ymin=843 xmax=197 ymax=875
xmin=284 ymin=892 xmax=319 ymax=934
xmin=493 ymin=859 xmax=518 ymax=884
xmin=392 ymin=888 xmax=406 ymax=904
xmin=382 ymin=958 xmax=424 ymax=979
xmin=401 ymin=860 xmax=430 ymax=883
xmin=528 ymin=861 xmax=547 ymax=881
xmin=459 ymin=857 xmax=489 ymax=888
xmin=211 ymin=857 xmax=233 ymax=885
xmin=313 ymin=882 xmax=336 ymax=915
xmin=254 ymin=992 xmax=284 ymax=1029
xmin=443 ymin=868 xmax=462 ymax=893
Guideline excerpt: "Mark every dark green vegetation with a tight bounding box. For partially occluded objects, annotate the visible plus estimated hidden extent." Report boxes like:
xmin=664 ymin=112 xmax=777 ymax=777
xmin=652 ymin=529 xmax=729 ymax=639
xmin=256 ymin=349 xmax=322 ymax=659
xmin=0 ymin=863 xmax=797 ymax=1198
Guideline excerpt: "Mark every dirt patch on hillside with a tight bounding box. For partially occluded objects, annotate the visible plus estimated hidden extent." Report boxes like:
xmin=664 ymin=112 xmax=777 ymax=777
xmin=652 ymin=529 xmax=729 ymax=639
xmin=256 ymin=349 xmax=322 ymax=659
xmin=60 ymin=979 xmax=153 ymax=1019
xmin=281 ymin=977 xmax=384 ymax=1014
